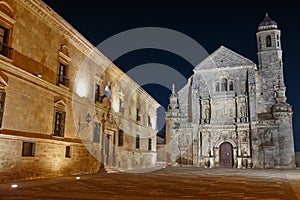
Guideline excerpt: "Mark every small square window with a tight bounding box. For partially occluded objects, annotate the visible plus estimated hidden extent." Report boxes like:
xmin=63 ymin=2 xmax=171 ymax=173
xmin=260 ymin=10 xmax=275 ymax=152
xmin=22 ymin=142 xmax=35 ymax=157
xmin=65 ymin=146 xmax=71 ymax=158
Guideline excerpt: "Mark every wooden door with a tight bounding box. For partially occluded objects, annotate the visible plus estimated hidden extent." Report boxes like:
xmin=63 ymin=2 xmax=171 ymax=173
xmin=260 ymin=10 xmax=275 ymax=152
xmin=105 ymin=134 xmax=110 ymax=165
xmin=219 ymin=142 xmax=233 ymax=167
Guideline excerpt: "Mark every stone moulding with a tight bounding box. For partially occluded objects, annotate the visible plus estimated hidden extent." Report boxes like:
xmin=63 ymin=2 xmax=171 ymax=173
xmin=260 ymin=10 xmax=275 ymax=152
xmin=20 ymin=0 xmax=108 ymax=63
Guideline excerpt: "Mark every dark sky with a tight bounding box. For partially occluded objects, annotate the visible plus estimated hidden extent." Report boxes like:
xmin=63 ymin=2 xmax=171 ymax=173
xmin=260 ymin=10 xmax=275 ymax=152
xmin=42 ymin=0 xmax=300 ymax=151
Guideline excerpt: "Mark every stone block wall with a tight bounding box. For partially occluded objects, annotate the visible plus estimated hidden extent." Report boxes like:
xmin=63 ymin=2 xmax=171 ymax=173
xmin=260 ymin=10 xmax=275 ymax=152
xmin=0 ymin=0 xmax=159 ymax=182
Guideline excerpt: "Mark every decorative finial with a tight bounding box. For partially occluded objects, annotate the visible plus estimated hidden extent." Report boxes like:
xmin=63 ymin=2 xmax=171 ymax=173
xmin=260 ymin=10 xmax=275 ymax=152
xmin=265 ymin=12 xmax=269 ymax=17
xmin=172 ymin=83 xmax=176 ymax=94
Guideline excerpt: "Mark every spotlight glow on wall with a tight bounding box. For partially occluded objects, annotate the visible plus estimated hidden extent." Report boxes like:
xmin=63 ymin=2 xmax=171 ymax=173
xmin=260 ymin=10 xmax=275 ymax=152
xmin=76 ymin=82 xmax=88 ymax=98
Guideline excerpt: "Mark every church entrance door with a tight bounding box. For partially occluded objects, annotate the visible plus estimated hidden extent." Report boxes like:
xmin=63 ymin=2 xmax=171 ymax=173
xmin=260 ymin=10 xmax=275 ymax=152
xmin=219 ymin=142 xmax=233 ymax=167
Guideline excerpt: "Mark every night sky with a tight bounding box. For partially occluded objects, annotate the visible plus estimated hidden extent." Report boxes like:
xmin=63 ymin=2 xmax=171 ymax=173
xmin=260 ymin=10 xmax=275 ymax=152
xmin=42 ymin=0 xmax=300 ymax=151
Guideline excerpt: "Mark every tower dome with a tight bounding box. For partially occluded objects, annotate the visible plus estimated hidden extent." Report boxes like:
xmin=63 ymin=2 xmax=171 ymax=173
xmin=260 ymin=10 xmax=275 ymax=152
xmin=258 ymin=13 xmax=278 ymax=31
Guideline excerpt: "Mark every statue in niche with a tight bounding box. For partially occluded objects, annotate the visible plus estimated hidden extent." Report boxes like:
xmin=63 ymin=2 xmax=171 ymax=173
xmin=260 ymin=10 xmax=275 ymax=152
xmin=179 ymin=133 xmax=190 ymax=147
xmin=240 ymin=105 xmax=246 ymax=122
xmin=204 ymin=106 xmax=210 ymax=123
xmin=215 ymin=109 xmax=220 ymax=119
xmin=216 ymin=109 xmax=224 ymax=119
xmin=249 ymin=84 xmax=256 ymax=94
xmin=241 ymin=131 xmax=247 ymax=142
xmin=261 ymin=130 xmax=273 ymax=146
xmin=231 ymin=131 xmax=237 ymax=140
xmin=229 ymin=108 xmax=234 ymax=118
xmin=240 ymin=105 xmax=245 ymax=117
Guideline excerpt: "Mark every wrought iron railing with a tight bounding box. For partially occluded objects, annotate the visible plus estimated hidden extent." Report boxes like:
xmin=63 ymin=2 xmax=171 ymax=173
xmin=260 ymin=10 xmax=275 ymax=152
xmin=0 ymin=42 xmax=13 ymax=59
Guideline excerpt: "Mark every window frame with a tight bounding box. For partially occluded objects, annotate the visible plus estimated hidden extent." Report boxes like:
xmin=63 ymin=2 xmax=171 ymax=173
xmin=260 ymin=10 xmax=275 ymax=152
xmin=215 ymin=82 xmax=220 ymax=92
xmin=148 ymin=138 xmax=152 ymax=151
xmin=0 ymin=90 xmax=6 ymax=128
xmin=53 ymin=110 xmax=66 ymax=137
xmin=57 ymin=62 xmax=69 ymax=87
xmin=118 ymin=129 xmax=124 ymax=146
xmin=65 ymin=146 xmax=71 ymax=158
xmin=266 ymin=35 xmax=272 ymax=47
xmin=221 ymin=78 xmax=228 ymax=91
xmin=229 ymin=81 xmax=234 ymax=91
xmin=136 ymin=108 xmax=141 ymax=121
xmin=22 ymin=142 xmax=35 ymax=157
xmin=136 ymin=134 xmax=140 ymax=149
xmin=95 ymin=84 xmax=101 ymax=102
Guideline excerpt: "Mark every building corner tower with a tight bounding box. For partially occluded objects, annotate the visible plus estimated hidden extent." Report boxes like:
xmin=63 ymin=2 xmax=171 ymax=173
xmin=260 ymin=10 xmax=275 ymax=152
xmin=165 ymin=84 xmax=181 ymax=165
xmin=256 ymin=13 xmax=295 ymax=168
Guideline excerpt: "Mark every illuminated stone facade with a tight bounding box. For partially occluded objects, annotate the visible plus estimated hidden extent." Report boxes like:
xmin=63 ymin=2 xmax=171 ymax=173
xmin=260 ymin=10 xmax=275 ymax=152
xmin=0 ymin=0 xmax=159 ymax=181
xmin=166 ymin=14 xmax=296 ymax=169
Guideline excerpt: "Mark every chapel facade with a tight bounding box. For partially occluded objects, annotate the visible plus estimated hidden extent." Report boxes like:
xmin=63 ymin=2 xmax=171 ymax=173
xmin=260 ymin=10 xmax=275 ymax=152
xmin=166 ymin=14 xmax=295 ymax=168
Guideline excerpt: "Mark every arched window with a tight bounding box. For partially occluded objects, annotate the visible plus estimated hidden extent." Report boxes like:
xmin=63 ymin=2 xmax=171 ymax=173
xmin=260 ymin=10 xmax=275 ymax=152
xmin=221 ymin=78 xmax=228 ymax=91
xmin=266 ymin=35 xmax=272 ymax=47
xmin=215 ymin=82 xmax=220 ymax=92
xmin=229 ymin=81 xmax=234 ymax=91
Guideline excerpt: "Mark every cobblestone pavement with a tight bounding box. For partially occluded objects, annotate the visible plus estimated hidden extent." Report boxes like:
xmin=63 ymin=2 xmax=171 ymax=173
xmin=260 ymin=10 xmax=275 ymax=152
xmin=0 ymin=167 xmax=300 ymax=200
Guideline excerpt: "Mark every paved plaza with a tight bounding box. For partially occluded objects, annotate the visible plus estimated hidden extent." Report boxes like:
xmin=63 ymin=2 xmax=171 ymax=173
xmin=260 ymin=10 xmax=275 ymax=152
xmin=0 ymin=167 xmax=300 ymax=199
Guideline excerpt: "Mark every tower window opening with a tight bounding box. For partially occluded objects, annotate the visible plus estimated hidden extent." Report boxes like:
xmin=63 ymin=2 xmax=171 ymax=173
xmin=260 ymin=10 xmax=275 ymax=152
xmin=221 ymin=78 xmax=228 ymax=91
xmin=215 ymin=82 xmax=220 ymax=92
xmin=266 ymin=35 xmax=272 ymax=47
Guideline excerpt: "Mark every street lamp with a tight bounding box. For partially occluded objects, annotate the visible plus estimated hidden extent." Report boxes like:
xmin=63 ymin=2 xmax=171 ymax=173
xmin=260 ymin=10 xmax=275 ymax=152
xmin=78 ymin=113 xmax=96 ymax=132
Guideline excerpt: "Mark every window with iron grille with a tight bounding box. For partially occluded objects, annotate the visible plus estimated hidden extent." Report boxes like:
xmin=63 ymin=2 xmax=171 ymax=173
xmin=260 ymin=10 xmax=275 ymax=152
xmin=57 ymin=63 xmax=69 ymax=87
xmin=65 ymin=146 xmax=71 ymax=158
xmin=54 ymin=111 xmax=66 ymax=137
xmin=0 ymin=25 xmax=12 ymax=58
xmin=95 ymin=84 xmax=101 ymax=102
xmin=148 ymin=138 xmax=152 ymax=151
xmin=0 ymin=91 xmax=5 ymax=128
xmin=136 ymin=109 xmax=141 ymax=121
xmin=148 ymin=115 xmax=152 ymax=127
xmin=22 ymin=142 xmax=35 ymax=157
xmin=118 ymin=130 xmax=124 ymax=146
xmin=136 ymin=134 xmax=140 ymax=149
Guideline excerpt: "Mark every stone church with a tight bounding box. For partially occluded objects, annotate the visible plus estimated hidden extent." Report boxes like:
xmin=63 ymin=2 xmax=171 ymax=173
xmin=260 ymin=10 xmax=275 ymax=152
xmin=166 ymin=14 xmax=295 ymax=168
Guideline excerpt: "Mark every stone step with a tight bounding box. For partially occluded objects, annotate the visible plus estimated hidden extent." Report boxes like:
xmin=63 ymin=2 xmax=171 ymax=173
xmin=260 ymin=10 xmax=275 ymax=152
xmin=104 ymin=166 xmax=124 ymax=173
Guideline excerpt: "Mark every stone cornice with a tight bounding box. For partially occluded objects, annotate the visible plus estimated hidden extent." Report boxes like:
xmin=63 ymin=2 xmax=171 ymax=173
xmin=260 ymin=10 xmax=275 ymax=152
xmin=20 ymin=0 xmax=109 ymax=64
xmin=18 ymin=0 xmax=160 ymax=109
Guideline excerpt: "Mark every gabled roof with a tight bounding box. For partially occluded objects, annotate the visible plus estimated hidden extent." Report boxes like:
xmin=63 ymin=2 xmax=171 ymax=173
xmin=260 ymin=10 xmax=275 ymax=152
xmin=194 ymin=46 xmax=255 ymax=71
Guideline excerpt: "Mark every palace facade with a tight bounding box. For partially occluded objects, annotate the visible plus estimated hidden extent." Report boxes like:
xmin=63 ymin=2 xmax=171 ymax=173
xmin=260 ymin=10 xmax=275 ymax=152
xmin=0 ymin=0 xmax=159 ymax=181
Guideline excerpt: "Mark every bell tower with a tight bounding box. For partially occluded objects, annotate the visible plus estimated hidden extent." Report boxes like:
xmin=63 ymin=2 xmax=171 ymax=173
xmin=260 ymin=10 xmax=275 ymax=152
xmin=257 ymin=13 xmax=295 ymax=168
xmin=256 ymin=13 xmax=285 ymax=111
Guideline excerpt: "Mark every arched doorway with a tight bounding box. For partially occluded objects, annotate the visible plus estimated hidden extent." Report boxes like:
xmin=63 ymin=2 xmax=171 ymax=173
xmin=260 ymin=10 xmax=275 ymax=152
xmin=219 ymin=142 xmax=233 ymax=167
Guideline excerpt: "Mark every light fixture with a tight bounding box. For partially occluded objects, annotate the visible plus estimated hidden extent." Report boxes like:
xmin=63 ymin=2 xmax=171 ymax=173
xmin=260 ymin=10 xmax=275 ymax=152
xmin=76 ymin=176 xmax=80 ymax=180
xmin=11 ymin=184 xmax=18 ymax=188
xmin=77 ymin=113 xmax=96 ymax=132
